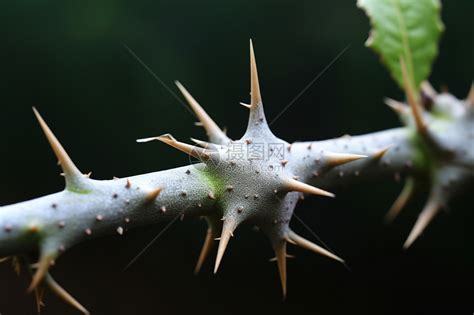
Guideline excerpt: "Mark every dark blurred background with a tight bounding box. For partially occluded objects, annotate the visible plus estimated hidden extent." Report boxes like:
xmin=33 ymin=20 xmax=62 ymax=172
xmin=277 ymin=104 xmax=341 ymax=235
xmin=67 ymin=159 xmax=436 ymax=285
xmin=1 ymin=0 xmax=473 ymax=314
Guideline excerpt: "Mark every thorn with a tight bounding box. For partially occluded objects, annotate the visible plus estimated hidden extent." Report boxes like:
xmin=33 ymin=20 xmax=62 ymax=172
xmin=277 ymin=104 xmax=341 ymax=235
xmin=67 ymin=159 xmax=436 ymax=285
xmin=274 ymin=241 xmax=287 ymax=299
xmin=190 ymin=138 xmax=217 ymax=150
xmin=29 ymin=254 xmax=55 ymax=292
xmin=44 ymin=272 xmax=90 ymax=315
xmin=32 ymin=108 xmax=84 ymax=188
xmin=34 ymin=285 xmax=46 ymax=314
xmin=385 ymin=177 xmax=415 ymax=223
xmin=117 ymin=227 xmax=124 ymax=235
xmin=175 ymin=81 xmax=228 ymax=143
xmin=280 ymin=159 xmax=289 ymax=166
xmin=125 ymin=179 xmax=132 ymax=189
xmin=466 ymin=82 xmax=474 ymax=108
xmin=214 ymin=220 xmax=236 ymax=274
xmin=194 ymin=225 xmax=219 ymax=275
xmin=152 ymin=134 xmax=212 ymax=161
xmin=384 ymin=98 xmax=409 ymax=114
xmin=249 ymin=39 xmax=262 ymax=109
xmin=0 ymin=257 xmax=10 ymax=263
xmin=146 ymin=187 xmax=162 ymax=203
xmin=421 ymin=81 xmax=437 ymax=100
xmin=84 ymin=171 xmax=92 ymax=178
xmin=403 ymin=197 xmax=441 ymax=249
xmin=372 ymin=145 xmax=392 ymax=160
xmin=240 ymin=102 xmax=251 ymax=109
xmin=323 ymin=152 xmax=367 ymax=167
xmin=284 ymin=178 xmax=335 ymax=198
xmin=287 ymin=230 xmax=344 ymax=264
xmin=400 ymin=57 xmax=426 ymax=132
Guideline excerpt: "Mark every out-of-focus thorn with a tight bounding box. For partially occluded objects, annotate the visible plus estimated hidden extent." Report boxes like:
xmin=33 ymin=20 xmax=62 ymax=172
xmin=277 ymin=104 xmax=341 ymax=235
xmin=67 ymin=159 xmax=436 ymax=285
xmin=286 ymin=230 xmax=344 ymax=264
xmin=385 ymin=177 xmax=415 ymax=223
xmin=214 ymin=219 xmax=236 ymax=274
xmin=194 ymin=220 xmax=220 ymax=275
xmin=175 ymin=81 xmax=229 ymax=144
xmin=403 ymin=196 xmax=441 ymax=249
xmin=139 ymin=134 xmax=212 ymax=161
xmin=44 ymin=272 xmax=90 ymax=315
xmin=145 ymin=187 xmax=162 ymax=203
xmin=249 ymin=39 xmax=262 ymax=109
xmin=274 ymin=241 xmax=287 ymax=299
xmin=284 ymin=178 xmax=335 ymax=198
xmin=372 ymin=145 xmax=393 ymax=160
xmin=421 ymin=81 xmax=437 ymax=100
xmin=32 ymin=108 xmax=84 ymax=188
xmin=34 ymin=285 xmax=45 ymax=314
xmin=240 ymin=102 xmax=251 ymax=109
xmin=466 ymin=82 xmax=474 ymax=108
xmin=384 ymin=98 xmax=409 ymax=115
xmin=12 ymin=256 xmax=21 ymax=275
xmin=400 ymin=57 xmax=426 ymax=133
xmin=323 ymin=152 xmax=367 ymax=167
xmin=190 ymin=138 xmax=218 ymax=150
xmin=29 ymin=254 xmax=55 ymax=292
xmin=0 ymin=257 xmax=10 ymax=263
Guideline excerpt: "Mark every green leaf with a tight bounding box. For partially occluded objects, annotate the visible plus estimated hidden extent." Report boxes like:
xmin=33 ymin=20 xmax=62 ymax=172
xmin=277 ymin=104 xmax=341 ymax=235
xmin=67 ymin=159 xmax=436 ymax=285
xmin=358 ymin=0 xmax=444 ymax=91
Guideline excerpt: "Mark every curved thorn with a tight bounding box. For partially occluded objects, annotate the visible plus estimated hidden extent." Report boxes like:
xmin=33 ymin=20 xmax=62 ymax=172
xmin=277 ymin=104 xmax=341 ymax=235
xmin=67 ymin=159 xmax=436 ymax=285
xmin=323 ymin=152 xmax=367 ymax=167
xmin=287 ymin=230 xmax=344 ymax=264
xmin=385 ymin=177 xmax=415 ymax=223
xmin=240 ymin=102 xmax=251 ymax=109
xmin=403 ymin=197 xmax=441 ymax=249
xmin=44 ymin=272 xmax=90 ymax=315
xmin=29 ymin=254 xmax=55 ymax=292
xmin=214 ymin=220 xmax=236 ymax=274
xmin=140 ymin=134 xmax=212 ymax=161
xmin=274 ymin=241 xmax=287 ymax=299
xmin=32 ymin=107 xmax=84 ymax=188
xmin=284 ymin=178 xmax=335 ymax=198
xmin=400 ymin=57 xmax=426 ymax=132
xmin=249 ymin=39 xmax=262 ymax=109
xmin=175 ymin=81 xmax=229 ymax=144
xmin=384 ymin=98 xmax=409 ymax=115
xmin=372 ymin=145 xmax=393 ymax=160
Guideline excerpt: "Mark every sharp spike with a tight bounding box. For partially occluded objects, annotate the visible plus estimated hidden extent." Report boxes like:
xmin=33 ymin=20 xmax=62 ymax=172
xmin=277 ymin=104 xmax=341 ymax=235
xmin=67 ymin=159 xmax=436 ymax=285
xmin=421 ymin=81 xmax=437 ymax=99
xmin=403 ymin=197 xmax=441 ymax=249
xmin=249 ymin=39 xmax=262 ymax=109
xmin=29 ymin=254 xmax=55 ymax=292
xmin=385 ymin=177 xmax=415 ymax=222
xmin=214 ymin=220 xmax=236 ymax=274
xmin=323 ymin=152 xmax=367 ymax=167
xmin=240 ymin=102 xmax=251 ymax=109
xmin=372 ymin=145 xmax=393 ymax=160
xmin=145 ymin=187 xmax=162 ymax=203
xmin=139 ymin=134 xmax=212 ymax=161
xmin=400 ymin=57 xmax=426 ymax=132
xmin=32 ymin=108 xmax=84 ymax=188
xmin=384 ymin=98 xmax=409 ymax=114
xmin=175 ymin=81 xmax=229 ymax=144
xmin=194 ymin=224 xmax=220 ymax=275
xmin=274 ymin=241 xmax=287 ymax=298
xmin=287 ymin=230 xmax=344 ymax=264
xmin=466 ymin=82 xmax=474 ymax=108
xmin=284 ymin=178 xmax=335 ymax=198
xmin=44 ymin=272 xmax=90 ymax=315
